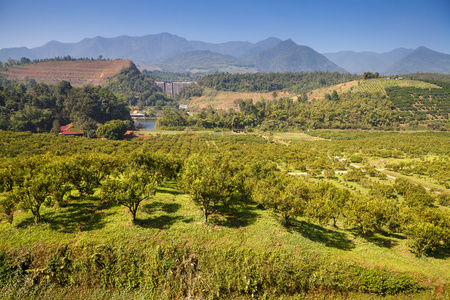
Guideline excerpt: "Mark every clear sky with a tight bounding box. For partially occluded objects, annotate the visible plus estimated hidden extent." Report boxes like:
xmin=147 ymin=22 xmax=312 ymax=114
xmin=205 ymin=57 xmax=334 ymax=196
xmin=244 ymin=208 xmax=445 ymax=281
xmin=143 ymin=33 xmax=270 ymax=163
xmin=0 ymin=0 xmax=449 ymax=54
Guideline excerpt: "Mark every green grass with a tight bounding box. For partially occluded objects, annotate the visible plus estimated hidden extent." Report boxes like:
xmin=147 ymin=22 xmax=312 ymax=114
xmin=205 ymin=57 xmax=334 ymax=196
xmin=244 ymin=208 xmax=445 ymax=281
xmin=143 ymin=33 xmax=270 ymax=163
xmin=2 ymin=181 xmax=449 ymax=289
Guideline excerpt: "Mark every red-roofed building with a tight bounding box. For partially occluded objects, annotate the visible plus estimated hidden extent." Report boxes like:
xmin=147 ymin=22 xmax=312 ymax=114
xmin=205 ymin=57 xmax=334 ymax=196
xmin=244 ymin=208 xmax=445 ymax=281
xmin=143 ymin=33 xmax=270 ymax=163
xmin=124 ymin=130 xmax=135 ymax=138
xmin=59 ymin=124 xmax=84 ymax=136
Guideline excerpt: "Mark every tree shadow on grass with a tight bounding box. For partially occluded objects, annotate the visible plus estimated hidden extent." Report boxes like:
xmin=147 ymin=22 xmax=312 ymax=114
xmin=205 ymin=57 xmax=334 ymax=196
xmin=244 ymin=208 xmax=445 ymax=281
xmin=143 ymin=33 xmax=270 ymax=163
xmin=135 ymin=215 xmax=192 ymax=229
xmin=346 ymin=228 xmax=405 ymax=249
xmin=46 ymin=200 xmax=114 ymax=233
xmin=142 ymin=201 xmax=181 ymax=214
xmin=210 ymin=203 xmax=259 ymax=228
xmin=362 ymin=234 xmax=398 ymax=249
xmin=15 ymin=216 xmax=36 ymax=229
xmin=137 ymin=201 xmax=193 ymax=229
xmin=425 ymin=244 xmax=450 ymax=259
xmin=15 ymin=200 xmax=114 ymax=233
xmin=289 ymin=220 xmax=355 ymax=251
xmin=157 ymin=181 xmax=183 ymax=196
xmin=157 ymin=187 xmax=182 ymax=196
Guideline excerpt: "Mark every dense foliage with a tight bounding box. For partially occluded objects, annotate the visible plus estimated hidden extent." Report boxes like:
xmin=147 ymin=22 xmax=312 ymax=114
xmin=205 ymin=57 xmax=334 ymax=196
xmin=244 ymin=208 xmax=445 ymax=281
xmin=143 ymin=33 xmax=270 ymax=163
xmin=159 ymin=92 xmax=399 ymax=130
xmin=175 ymin=83 xmax=204 ymax=100
xmin=197 ymin=72 xmax=359 ymax=93
xmin=0 ymin=81 xmax=131 ymax=133
xmin=405 ymin=72 xmax=450 ymax=82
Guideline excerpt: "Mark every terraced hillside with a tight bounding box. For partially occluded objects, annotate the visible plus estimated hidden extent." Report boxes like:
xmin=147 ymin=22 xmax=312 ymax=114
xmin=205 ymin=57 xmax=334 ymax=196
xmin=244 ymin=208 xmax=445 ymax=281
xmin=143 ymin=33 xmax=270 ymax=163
xmin=2 ymin=60 xmax=133 ymax=87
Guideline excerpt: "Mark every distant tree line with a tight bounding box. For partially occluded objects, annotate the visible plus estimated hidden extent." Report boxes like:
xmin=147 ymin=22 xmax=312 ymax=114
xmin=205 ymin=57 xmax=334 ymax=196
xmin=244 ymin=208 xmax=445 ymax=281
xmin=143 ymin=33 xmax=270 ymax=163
xmin=196 ymin=72 xmax=359 ymax=94
xmin=360 ymin=72 xmax=380 ymax=80
xmin=143 ymin=70 xmax=204 ymax=82
xmin=1 ymin=56 xmax=112 ymax=69
xmin=402 ymin=72 xmax=450 ymax=82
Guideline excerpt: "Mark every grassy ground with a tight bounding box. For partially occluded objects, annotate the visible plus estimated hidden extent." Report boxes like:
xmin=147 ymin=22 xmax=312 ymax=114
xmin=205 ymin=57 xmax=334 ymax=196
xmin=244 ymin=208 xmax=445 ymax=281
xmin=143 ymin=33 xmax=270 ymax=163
xmin=1 ymin=180 xmax=449 ymax=290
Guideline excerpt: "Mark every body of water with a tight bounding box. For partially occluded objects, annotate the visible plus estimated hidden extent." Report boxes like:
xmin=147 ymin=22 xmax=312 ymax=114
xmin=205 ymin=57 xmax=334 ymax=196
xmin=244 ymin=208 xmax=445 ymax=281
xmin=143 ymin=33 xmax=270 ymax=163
xmin=134 ymin=119 xmax=156 ymax=130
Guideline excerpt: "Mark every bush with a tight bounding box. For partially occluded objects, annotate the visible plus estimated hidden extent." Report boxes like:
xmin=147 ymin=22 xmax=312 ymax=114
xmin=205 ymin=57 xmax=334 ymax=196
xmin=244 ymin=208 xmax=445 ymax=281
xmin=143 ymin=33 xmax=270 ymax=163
xmin=0 ymin=242 xmax=423 ymax=298
xmin=96 ymin=120 xmax=128 ymax=140
xmin=349 ymin=154 xmax=363 ymax=163
xmin=355 ymin=267 xmax=421 ymax=295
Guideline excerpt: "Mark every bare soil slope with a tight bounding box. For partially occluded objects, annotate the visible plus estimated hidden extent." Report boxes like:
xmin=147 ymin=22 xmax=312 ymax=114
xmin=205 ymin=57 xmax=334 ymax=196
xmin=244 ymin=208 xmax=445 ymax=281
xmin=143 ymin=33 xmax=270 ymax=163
xmin=3 ymin=60 xmax=132 ymax=87
xmin=189 ymin=88 xmax=292 ymax=110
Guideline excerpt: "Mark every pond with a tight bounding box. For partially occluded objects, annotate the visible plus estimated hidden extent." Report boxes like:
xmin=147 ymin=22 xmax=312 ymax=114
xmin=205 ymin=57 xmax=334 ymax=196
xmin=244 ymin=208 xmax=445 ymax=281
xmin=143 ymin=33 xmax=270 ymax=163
xmin=134 ymin=119 xmax=156 ymax=130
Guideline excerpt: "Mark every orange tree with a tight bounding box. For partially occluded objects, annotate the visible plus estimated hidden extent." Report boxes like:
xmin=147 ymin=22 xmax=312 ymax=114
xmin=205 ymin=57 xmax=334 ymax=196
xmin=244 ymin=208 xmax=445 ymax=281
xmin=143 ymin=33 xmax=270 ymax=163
xmin=101 ymin=168 xmax=157 ymax=223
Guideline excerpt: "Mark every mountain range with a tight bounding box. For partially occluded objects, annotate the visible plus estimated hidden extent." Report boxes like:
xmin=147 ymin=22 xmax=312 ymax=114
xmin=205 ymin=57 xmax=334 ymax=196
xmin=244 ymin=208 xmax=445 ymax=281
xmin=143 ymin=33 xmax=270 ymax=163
xmin=1 ymin=33 xmax=449 ymax=75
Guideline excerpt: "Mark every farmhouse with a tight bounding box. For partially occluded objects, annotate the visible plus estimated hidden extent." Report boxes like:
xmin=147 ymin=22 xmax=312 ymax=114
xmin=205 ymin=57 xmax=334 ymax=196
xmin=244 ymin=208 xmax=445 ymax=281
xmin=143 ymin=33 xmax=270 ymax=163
xmin=59 ymin=124 xmax=84 ymax=136
xmin=123 ymin=130 xmax=135 ymax=138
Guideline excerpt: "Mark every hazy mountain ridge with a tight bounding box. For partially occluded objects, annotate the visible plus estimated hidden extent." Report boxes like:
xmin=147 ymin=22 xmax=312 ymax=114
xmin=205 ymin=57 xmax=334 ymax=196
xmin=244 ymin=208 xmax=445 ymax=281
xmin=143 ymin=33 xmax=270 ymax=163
xmin=0 ymin=33 xmax=271 ymax=63
xmin=1 ymin=33 xmax=449 ymax=74
xmin=158 ymin=50 xmax=256 ymax=73
xmin=248 ymin=40 xmax=346 ymax=73
xmin=384 ymin=46 xmax=450 ymax=74
xmin=324 ymin=48 xmax=415 ymax=74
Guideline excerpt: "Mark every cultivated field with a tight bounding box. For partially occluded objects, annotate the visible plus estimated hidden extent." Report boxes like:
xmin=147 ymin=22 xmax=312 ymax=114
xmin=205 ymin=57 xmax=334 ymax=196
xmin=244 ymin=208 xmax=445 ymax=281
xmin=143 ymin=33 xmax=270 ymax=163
xmin=2 ymin=60 xmax=132 ymax=87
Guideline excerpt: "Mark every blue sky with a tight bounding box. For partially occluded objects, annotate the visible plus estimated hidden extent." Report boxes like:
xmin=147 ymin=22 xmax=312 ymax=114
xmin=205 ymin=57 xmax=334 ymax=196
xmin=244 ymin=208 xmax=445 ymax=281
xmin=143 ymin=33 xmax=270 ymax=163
xmin=0 ymin=0 xmax=449 ymax=53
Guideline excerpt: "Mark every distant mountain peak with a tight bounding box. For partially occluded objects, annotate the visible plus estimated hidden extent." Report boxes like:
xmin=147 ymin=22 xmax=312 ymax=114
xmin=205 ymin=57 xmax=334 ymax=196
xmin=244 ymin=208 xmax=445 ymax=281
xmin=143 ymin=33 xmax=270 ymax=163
xmin=248 ymin=39 xmax=346 ymax=73
xmin=278 ymin=39 xmax=297 ymax=47
xmin=416 ymin=46 xmax=429 ymax=51
xmin=384 ymin=46 xmax=450 ymax=74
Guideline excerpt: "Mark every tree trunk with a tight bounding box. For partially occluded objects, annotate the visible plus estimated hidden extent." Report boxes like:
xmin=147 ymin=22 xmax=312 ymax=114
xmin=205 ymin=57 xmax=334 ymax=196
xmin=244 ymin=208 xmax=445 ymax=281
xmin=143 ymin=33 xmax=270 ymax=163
xmin=130 ymin=207 xmax=137 ymax=223
xmin=31 ymin=205 xmax=41 ymax=224
xmin=203 ymin=208 xmax=209 ymax=223
xmin=35 ymin=211 xmax=41 ymax=224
